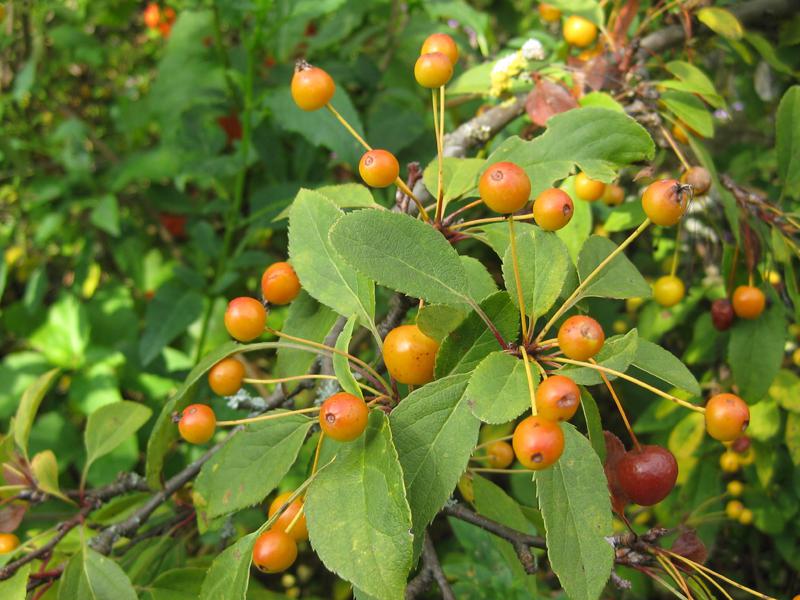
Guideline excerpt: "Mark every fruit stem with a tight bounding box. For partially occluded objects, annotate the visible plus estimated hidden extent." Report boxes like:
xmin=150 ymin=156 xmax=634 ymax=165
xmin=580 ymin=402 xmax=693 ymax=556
xmin=449 ymin=212 xmax=536 ymax=231
xmin=551 ymin=357 xmax=705 ymax=413
xmin=727 ymin=243 xmax=740 ymax=297
xmin=660 ymin=124 xmax=692 ymax=172
xmin=432 ymin=88 xmax=444 ymax=224
xmin=508 ymin=217 xmax=530 ymax=342
xmin=284 ymin=503 xmax=305 ymax=536
xmin=310 ymin=432 xmax=325 ymax=478
xmin=243 ymin=374 xmax=382 ymax=397
xmin=435 ymin=85 xmax=446 ymax=224
xmin=473 ymin=435 xmax=513 ymax=451
xmin=520 ymin=347 xmax=538 ymax=416
xmin=661 ymin=550 xmax=776 ymax=600
xmin=268 ymin=328 xmax=391 ymax=395
xmin=325 ymin=102 xmax=429 ymax=221
xmin=592 ymin=359 xmax=641 ymax=451
xmin=469 ymin=467 xmax=537 ymax=474
xmin=467 ymin=299 xmax=508 ymax=348
xmin=443 ymin=199 xmax=482 ymax=225
xmin=654 ymin=553 xmax=693 ymax=599
xmin=670 ymin=220 xmax=682 ymax=277
xmin=535 ymin=218 xmax=651 ymax=343
xmin=217 ymin=406 xmax=319 ymax=426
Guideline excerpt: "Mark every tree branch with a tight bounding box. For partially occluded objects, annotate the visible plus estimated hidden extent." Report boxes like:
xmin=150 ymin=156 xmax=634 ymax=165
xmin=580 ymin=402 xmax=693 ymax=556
xmin=405 ymin=532 xmax=456 ymax=600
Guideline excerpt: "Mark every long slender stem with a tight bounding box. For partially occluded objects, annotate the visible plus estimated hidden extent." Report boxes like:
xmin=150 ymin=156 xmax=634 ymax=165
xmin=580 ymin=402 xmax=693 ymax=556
xmin=592 ymin=359 xmax=641 ymax=451
xmin=269 ymin=328 xmax=390 ymax=393
xmin=520 ymin=347 xmax=537 ymax=415
xmin=434 ymin=86 xmax=446 ymax=224
xmin=243 ymin=374 xmax=382 ymax=396
xmin=535 ymin=218 xmax=651 ymax=343
xmin=508 ymin=217 xmax=529 ymax=342
xmin=662 ymin=550 xmax=777 ymax=600
xmin=552 ymin=357 xmax=705 ymax=413
xmin=310 ymin=433 xmax=325 ymax=477
xmin=284 ymin=504 xmax=305 ymax=535
xmin=217 ymin=406 xmax=319 ymax=426
xmin=444 ymin=199 xmax=482 ymax=224
xmin=467 ymin=299 xmax=507 ymax=348
xmin=450 ymin=213 xmax=536 ymax=230
xmin=473 ymin=435 xmax=513 ymax=451
xmin=670 ymin=219 xmax=682 ymax=277
xmin=660 ymin=124 xmax=692 ymax=172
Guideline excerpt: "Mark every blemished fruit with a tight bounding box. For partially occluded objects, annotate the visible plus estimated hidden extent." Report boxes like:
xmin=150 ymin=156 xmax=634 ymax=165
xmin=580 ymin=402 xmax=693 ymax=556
xmin=617 ymin=445 xmax=679 ymax=506
xmin=535 ymin=375 xmax=581 ymax=421
xmin=512 ymin=416 xmax=564 ymax=470
xmin=574 ymin=172 xmax=605 ymax=201
xmin=738 ymin=508 xmax=753 ymax=525
xmin=208 ymin=357 xmax=245 ymax=396
xmin=732 ymin=435 xmax=751 ymax=454
xmin=178 ymin=404 xmax=216 ymax=444
xmin=420 ymin=33 xmax=459 ymax=65
xmin=224 ymin=297 xmax=267 ymax=342
xmin=642 ymin=179 xmax=687 ymax=226
xmin=252 ymin=530 xmax=298 ymax=573
xmin=533 ymin=188 xmax=573 ymax=231
xmin=291 ymin=65 xmax=335 ymax=111
xmin=563 ymin=15 xmax=597 ymax=48
xmin=269 ymin=492 xmax=308 ymax=541
xmin=720 ymin=451 xmax=740 ymax=473
xmin=319 ymin=392 xmax=369 ymax=442
xmin=457 ymin=473 xmax=475 ymax=503
xmin=261 ymin=262 xmax=301 ymax=305
xmin=727 ymin=480 xmax=744 ymax=497
xmin=479 ymin=162 xmax=531 ymax=214
xmin=383 ymin=324 xmax=439 ymax=385
xmin=653 ymin=275 xmax=685 ymax=308
xmin=359 ymin=149 xmax=400 ymax=188
xmin=414 ymin=52 xmax=453 ymax=88
xmin=486 ymin=440 xmax=515 ymax=469
xmin=706 ymin=393 xmax=750 ymax=442
xmin=711 ymin=298 xmax=735 ymax=331
xmin=726 ymin=500 xmax=744 ymax=519
xmin=681 ymin=166 xmax=711 ymax=195
xmin=0 ymin=533 xmax=19 ymax=554
xmin=732 ymin=285 xmax=765 ymax=320
xmin=601 ymin=184 xmax=625 ymax=206
xmin=538 ymin=2 xmax=561 ymax=22
xmin=557 ymin=315 xmax=605 ymax=361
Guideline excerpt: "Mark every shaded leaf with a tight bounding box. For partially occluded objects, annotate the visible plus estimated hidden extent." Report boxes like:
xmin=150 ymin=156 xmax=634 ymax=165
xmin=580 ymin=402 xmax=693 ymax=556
xmin=466 ymin=352 xmax=532 ymax=424
xmin=84 ymin=401 xmax=152 ymax=478
xmin=58 ymin=547 xmax=138 ymax=600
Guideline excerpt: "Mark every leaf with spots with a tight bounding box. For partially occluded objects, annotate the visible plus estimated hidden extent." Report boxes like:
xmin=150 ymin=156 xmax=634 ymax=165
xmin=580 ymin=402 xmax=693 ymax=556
xmin=193 ymin=414 xmax=312 ymax=523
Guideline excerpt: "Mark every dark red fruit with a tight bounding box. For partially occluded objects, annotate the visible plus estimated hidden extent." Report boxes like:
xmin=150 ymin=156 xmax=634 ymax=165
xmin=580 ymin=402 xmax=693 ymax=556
xmin=617 ymin=445 xmax=678 ymax=506
xmin=731 ymin=435 xmax=751 ymax=454
xmin=710 ymin=298 xmax=734 ymax=331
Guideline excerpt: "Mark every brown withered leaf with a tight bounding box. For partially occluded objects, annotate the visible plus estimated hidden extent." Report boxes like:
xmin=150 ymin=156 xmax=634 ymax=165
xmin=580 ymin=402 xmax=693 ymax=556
xmin=603 ymin=431 xmax=629 ymax=515
xmin=2 ymin=462 xmax=30 ymax=487
xmin=613 ymin=0 xmax=640 ymax=44
xmin=0 ymin=503 xmax=26 ymax=533
xmin=583 ymin=54 xmax=609 ymax=91
xmin=671 ymin=528 xmax=708 ymax=566
xmin=526 ymin=79 xmax=579 ymax=127
xmin=741 ymin=220 xmax=761 ymax=274
xmin=633 ymin=165 xmax=657 ymax=182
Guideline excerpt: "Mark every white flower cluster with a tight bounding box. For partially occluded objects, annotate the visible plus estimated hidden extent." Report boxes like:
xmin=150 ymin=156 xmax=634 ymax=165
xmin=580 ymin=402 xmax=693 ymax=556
xmin=489 ymin=38 xmax=546 ymax=96
xmin=522 ymin=38 xmax=546 ymax=61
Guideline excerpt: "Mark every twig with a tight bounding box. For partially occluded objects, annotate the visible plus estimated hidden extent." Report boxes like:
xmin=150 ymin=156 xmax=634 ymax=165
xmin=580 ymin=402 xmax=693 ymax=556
xmin=405 ymin=532 xmax=455 ymax=600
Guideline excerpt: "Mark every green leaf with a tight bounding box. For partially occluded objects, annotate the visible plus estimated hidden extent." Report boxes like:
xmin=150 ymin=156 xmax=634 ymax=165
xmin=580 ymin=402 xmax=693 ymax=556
xmin=604 ymin=202 xmax=646 ymax=232
xmin=14 ymin=368 xmax=60 ymax=458
xmin=30 ymin=294 xmax=90 ymax=369
xmin=697 ymin=7 xmax=744 ymax=40
xmin=466 ymin=352 xmax=532 ymax=424
xmin=31 ymin=450 xmax=71 ymax=503
xmin=486 ymin=108 xmax=655 ymax=195
xmin=334 ymin=316 xmax=362 ymax=398
xmin=58 ymin=547 xmax=138 ymax=600
xmin=728 ymin=305 xmax=785 ymax=402
xmin=330 ymin=209 xmax=469 ymax=306
xmin=435 ymin=292 xmax=520 ymax=378
xmin=139 ymin=281 xmax=204 ymax=366
xmin=580 ymin=390 xmax=605 ymax=461
xmin=556 ymin=181 xmax=593 ymax=261
xmin=391 ymin=374 xmax=479 ymax=551
xmin=424 ymin=157 xmax=485 ymax=206
xmin=661 ymin=90 xmax=714 ymax=138
xmin=90 ymin=194 xmax=121 ymax=237
xmin=274 ymin=183 xmax=381 ymax=221
xmin=668 ymin=412 xmax=705 ymax=483
xmin=536 ymin=424 xmax=613 ymax=600
xmin=417 ymin=256 xmax=499 ymax=341
xmin=502 ymin=227 xmax=571 ymax=321
xmin=786 ymin=412 xmax=800 ymax=466
xmin=288 ymin=190 xmax=376 ymax=333
xmin=579 ymin=92 xmax=625 ymax=112
xmin=474 ymin=221 xmax=536 ymax=259
xmin=84 ymin=401 xmax=152 ymax=478
xmin=558 ymin=330 xmax=639 ymax=385
xmin=747 ymin=398 xmax=781 ymax=442
xmin=198 ymin=532 xmax=256 ymax=600
xmin=777 ymin=86 xmax=800 ymax=200
xmin=145 ymin=341 xmax=280 ymax=487
xmin=274 ymin=291 xmax=339 ymax=387
xmin=768 ymin=369 xmax=800 ymax=412
xmin=0 ymin=563 xmax=29 ymax=599
xmin=663 ymin=61 xmax=725 ymax=108
xmin=574 ymin=235 xmax=651 ymax=304
xmin=194 ymin=414 xmax=312 ymax=521
xmin=141 ymin=568 xmax=206 ymax=600
xmin=306 ymin=411 xmax=413 ymax=600
xmin=631 ymin=339 xmax=701 ymax=396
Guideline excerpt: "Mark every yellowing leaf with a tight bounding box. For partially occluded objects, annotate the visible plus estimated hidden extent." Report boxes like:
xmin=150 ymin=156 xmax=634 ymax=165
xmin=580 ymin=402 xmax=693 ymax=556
xmin=697 ymin=7 xmax=744 ymax=40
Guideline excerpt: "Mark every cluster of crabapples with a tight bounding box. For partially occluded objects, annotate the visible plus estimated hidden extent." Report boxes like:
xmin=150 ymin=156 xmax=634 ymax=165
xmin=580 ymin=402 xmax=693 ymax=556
xmin=143 ymin=2 xmax=176 ymax=38
xmin=173 ymin=31 xmax=755 ymax=574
